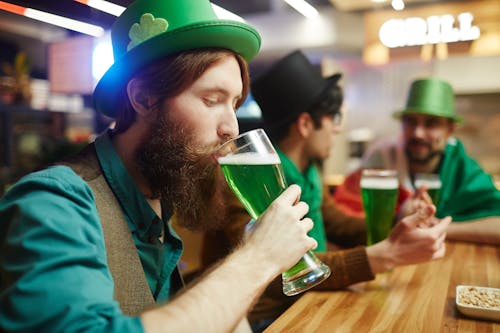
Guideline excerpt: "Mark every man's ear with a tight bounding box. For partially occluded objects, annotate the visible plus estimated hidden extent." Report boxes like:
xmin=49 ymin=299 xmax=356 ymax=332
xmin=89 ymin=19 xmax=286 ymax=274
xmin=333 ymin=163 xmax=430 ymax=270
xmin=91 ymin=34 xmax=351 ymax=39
xmin=126 ymin=78 xmax=152 ymax=117
xmin=296 ymin=112 xmax=313 ymax=138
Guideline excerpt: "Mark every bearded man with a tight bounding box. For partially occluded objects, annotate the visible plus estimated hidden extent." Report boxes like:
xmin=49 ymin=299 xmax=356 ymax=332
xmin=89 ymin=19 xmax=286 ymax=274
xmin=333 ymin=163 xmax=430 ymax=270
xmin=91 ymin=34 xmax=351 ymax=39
xmin=0 ymin=0 xmax=320 ymax=332
xmin=334 ymin=77 xmax=500 ymax=245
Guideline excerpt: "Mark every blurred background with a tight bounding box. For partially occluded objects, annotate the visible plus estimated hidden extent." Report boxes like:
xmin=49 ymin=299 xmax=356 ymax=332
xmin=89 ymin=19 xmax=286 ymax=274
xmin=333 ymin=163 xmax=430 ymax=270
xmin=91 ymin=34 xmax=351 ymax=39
xmin=1 ymin=0 xmax=499 ymax=196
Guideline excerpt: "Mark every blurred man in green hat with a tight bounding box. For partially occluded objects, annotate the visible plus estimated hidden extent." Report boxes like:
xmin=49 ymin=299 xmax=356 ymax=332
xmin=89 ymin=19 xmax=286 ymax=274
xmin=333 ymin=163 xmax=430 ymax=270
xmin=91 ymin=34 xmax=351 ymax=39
xmin=334 ymin=77 xmax=500 ymax=245
xmin=0 ymin=0 xmax=320 ymax=332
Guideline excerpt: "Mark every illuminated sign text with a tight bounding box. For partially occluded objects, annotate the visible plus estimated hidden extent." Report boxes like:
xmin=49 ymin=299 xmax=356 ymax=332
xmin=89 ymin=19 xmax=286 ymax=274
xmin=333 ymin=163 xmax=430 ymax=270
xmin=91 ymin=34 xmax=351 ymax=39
xmin=379 ymin=12 xmax=480 ymax=48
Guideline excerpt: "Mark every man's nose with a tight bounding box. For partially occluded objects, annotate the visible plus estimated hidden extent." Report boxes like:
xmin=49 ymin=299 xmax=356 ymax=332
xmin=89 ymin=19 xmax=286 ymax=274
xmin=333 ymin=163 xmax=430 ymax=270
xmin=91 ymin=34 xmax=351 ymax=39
xmin=413 ymin=123 xmax=426 ymax=138
xmin=218 ymin=108 xmax=239 ymax=140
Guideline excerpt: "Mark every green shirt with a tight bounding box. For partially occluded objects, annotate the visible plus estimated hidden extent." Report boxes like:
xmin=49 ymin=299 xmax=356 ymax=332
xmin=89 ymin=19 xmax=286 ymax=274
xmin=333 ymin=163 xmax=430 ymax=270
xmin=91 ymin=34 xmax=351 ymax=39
xmin=277 ymin=149 xmax=327 ymax=252
xmin=437 ymin=138 xmax=500 ymax=221
xmin=0 ymin=132 xmax=183 ymax=333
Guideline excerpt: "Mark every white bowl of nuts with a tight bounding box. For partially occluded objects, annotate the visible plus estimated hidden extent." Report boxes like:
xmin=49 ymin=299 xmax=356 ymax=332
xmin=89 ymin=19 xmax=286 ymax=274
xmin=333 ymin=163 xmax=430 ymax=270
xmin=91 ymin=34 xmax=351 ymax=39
xmin=456 ymin=285 xmax=500 ymax=322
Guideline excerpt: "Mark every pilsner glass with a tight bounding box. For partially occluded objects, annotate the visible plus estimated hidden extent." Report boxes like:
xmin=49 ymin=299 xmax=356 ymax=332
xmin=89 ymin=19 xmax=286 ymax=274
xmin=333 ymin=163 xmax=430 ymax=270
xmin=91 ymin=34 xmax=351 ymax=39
xmin=217 ymin=128 xmax=331 ymax=296
xmin=361 ymin=169 xmax=399 ymax=245
xmin=414 ymin=173 xmax=442 ymax=205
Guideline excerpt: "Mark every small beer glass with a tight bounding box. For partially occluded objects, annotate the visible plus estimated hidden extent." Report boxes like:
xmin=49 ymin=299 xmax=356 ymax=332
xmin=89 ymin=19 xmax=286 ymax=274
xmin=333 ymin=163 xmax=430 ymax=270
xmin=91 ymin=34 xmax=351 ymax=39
xmin=217 ymin=128 xmax=331 ymax=296
xmin=414 ymin=173 xmax=442 ymax=205
xmin=361 ymin=169 xmax=399 ymax=245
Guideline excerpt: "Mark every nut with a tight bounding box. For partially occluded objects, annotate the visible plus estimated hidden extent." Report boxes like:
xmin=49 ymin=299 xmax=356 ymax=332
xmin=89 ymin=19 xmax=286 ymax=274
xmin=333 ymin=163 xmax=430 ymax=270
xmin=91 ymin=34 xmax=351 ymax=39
xmin=458 ymin=287 xmax=500 ymax=309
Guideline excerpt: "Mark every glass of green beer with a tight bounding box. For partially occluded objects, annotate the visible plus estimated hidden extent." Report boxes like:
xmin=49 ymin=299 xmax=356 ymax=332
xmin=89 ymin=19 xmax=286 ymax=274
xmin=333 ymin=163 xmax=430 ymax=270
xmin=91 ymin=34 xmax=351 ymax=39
xmin=414 ymin=173 xmax=442 ymax=205
xmin=217 ymin=128 xmax=331 ymax=296
xmin=361 ymin=169 xmax=399 ymax=245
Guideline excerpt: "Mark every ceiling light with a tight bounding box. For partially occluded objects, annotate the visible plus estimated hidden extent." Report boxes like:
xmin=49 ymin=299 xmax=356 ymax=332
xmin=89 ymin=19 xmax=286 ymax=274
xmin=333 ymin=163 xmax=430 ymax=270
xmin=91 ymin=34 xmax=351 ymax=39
xmin=0 ymin=1 xmax=23 ymax=15
xmin=391 ymin=0 xmax=405 ymax=11
xmin=25 ymin=9 xmax=104 ymax=36
xmin=284 ymin=0 xmax=319 ymax=19
xmin=74 ymin=0 xmax=124 ymax=16
xmin=74 ymin=0 xmax=244 ymax=22
xmin=0 ymin=1 xmax=104 ymax=37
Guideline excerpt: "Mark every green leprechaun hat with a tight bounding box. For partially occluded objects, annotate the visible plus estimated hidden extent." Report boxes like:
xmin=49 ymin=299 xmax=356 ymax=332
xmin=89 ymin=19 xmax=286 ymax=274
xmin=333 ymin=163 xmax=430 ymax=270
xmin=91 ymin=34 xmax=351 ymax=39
xmin=93 ymin=0 xmax=261 ymax=118
xmin=393 ymin=78 xmax=462 ymax=122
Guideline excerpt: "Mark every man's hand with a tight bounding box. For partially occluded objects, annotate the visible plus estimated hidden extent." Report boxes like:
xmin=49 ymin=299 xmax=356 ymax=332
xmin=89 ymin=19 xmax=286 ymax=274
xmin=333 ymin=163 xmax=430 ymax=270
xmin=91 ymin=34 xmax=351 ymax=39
xmin=367 ymin=201 xmax=452 ymax=274
xmin=398 ymin=185 xmax=433 ymax=220
xmin=243 ymin=184 xmax=317 ymax=276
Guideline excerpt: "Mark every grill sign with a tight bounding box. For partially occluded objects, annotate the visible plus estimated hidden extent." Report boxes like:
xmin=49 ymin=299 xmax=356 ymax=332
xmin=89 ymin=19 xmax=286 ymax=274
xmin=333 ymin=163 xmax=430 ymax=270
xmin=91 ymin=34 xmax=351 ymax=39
xmin=379 ymin=12 xmax=480 ymax=48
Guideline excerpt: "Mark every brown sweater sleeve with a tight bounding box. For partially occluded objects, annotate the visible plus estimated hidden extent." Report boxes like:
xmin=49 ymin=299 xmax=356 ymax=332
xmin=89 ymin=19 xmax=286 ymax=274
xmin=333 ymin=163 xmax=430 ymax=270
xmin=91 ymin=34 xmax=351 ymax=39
xmin=263 ymin=247 xmax=374 ymax=297
xmin=322 ymin=186 xmax=367 ymax=247
xmin=312 ymin=247 xmax=375 ymax=291
xmin=264 ymin=246 xmax=375 ymax=295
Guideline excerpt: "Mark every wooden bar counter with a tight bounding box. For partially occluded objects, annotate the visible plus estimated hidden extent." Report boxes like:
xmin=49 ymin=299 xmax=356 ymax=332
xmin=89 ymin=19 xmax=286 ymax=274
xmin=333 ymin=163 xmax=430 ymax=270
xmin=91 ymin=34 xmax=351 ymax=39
xmin=265 ymin=241 xmax=500 ymax=332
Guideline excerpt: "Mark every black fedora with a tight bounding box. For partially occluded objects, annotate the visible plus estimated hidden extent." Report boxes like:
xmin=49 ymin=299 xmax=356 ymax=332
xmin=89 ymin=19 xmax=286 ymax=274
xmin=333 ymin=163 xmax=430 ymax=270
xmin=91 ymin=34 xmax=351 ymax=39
xmin=251 ymin=50 xmax=341 ymax=127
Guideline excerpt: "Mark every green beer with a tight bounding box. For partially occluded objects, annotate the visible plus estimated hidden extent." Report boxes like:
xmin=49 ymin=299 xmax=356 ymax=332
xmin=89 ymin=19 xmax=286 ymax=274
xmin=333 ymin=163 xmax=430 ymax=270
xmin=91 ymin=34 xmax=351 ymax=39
xmin=217 ymin=128 xmax=330 ymax=296
xmin=218 ymin=152 xmax=318 ymax=284
xmin=415 ymin=174 xmax=441 ymax=205
xmin=361 ymin=177 xmax=399 ymax=245
xmin=219 ymin=152 xmax=286 ymax=220
xmin=426 ymin=188 xmax=441 ymax=205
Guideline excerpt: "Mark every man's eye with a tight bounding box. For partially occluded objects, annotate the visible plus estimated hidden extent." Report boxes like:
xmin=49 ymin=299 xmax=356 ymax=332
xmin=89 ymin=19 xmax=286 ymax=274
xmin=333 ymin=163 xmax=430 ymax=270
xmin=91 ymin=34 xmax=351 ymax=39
xmin=426 ymin=119 xmax=441 ymax=128
xmin=204 ymin=98 xmax=218 ymax=106
xmin=402 ymin=117 xmax=416 ymax=127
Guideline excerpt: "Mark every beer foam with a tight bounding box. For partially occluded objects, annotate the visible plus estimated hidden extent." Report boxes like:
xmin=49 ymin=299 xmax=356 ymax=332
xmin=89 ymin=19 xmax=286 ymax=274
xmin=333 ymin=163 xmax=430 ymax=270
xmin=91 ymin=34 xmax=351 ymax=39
xmin=218 ymin=152 xmax=281 ymax=165
xmin=415 ymin=179 xmax=441 ymax=189
xmin=361 ymin=177 xmax=398 ymax=189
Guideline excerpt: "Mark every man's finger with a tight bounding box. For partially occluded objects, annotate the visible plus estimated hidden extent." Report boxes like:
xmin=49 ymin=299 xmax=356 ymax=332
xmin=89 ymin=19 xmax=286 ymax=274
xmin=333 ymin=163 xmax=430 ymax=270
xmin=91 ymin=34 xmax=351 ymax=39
xmin=277 ymin=184 xmax=302 ymax=205
xmin=402 ymin=204 xmax=435 ymax=228
xmin=414 ymin=186 xmax=434 ymax=205
xmin=432 ymin=239 xmax=447 ymax=259
xmin=421 ymin=191 xmax=433 ymax=204
xmin=414 ymin=185 xmax=428 ymax=197
xmin=293 ymin=201 xmax=309 ymax=218
xmin=417 ymin=200 xmax=436 ymax=216
xmin=301 ymin=217 xmax=314 ymax=233
xmin=430 ymin=216 xmax=452 ymax=235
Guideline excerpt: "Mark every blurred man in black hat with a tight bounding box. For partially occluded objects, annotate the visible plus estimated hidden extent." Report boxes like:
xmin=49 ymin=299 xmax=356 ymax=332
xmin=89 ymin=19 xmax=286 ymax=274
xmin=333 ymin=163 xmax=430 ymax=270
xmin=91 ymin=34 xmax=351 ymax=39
xmin=200 ymin=50 xmax=451 ymax=332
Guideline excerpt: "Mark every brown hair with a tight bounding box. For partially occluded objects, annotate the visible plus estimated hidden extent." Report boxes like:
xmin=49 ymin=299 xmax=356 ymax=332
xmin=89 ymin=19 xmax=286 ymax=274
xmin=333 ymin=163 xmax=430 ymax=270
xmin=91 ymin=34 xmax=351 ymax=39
xmin=114 ymin=48 xmax=250 ymax=133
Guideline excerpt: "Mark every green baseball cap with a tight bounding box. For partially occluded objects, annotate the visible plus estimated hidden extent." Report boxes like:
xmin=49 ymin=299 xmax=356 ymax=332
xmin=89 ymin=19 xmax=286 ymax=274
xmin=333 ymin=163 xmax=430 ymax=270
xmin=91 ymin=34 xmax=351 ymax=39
xmin=393 ymin=78 xmax=462 ymax=123
xmin=93 ymin=0 xmax=261 ymax=118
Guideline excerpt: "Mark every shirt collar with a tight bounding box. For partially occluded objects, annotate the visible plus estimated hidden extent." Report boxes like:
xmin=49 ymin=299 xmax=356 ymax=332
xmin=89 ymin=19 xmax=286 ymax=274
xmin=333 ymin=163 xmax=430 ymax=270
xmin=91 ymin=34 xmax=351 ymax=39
xmin=94 ymin=130 xmax=167 ymax=238
xmin=277 ymin=148 xmax=318 ymax=187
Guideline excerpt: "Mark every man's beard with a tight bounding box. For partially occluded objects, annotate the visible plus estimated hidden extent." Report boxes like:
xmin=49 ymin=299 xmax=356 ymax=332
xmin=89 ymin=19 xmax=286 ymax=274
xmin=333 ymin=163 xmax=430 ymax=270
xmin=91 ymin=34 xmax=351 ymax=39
xmin=404 ymin=139 xmax=444 ymax=164
xmin=135 ymin=112 xmax=229 ymax=232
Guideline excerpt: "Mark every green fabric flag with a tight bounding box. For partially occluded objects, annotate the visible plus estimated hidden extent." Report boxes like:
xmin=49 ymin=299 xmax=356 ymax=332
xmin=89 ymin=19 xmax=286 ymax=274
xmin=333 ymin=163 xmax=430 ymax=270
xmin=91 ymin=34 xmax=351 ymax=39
xmin=438 ymin=138 xmax=500 ymax=221
xmin=277 ymin=149 xmax=327 ymax=252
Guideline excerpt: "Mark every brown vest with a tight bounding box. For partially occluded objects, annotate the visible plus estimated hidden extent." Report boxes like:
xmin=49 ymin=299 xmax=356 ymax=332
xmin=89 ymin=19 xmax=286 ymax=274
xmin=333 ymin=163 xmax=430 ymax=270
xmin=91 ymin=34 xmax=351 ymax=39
xmin=62 ymin=145 xmax=182 ymax=316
